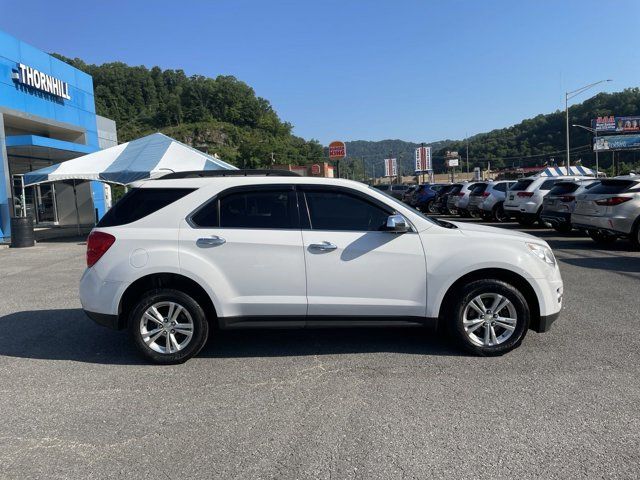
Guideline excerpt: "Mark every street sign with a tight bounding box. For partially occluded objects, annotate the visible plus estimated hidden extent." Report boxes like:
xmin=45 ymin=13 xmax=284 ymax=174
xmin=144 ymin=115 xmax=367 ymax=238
xmin=414 ymin=146 xmax=432 ymax=172
xmin=329 ymin=141 xmax=346 ymax=160
xmin=384 ymin=158 xmax=397 ymax=177
xmin=447 ymin=158 xmax=459 ymax=168
xmin=311 ymin=163 xmax=321 ymax=175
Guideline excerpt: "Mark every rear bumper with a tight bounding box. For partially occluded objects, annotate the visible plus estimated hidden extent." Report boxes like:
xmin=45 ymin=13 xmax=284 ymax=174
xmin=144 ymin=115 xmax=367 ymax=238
xmin=571 ymin=214 xmax=633 ymax=235
xmin=540 ymin=210 xmax=571 ymax=225
xmin=84 ymin=310 xmax=124 ymax=330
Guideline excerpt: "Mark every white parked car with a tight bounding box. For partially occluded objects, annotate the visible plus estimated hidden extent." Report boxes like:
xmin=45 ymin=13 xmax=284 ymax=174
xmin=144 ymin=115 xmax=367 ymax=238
xmin=80 ymin=171 xmax=564 ymax=363
xmin=454 ymin=181 xmax=486 ymax=217
xmin=477 ymin=181 xmax=516 ymax=221
xmin=504 ymin=175 xmax=591 ymax=226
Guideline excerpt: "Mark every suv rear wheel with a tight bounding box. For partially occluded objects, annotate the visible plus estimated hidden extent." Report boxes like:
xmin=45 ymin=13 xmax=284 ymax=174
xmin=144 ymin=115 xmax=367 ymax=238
xmin=587 ymin=230 xmax=617 ymax=245
xmin=129 ymin=289 xmax=209 ymax=364
xmin=449 ymin=279 xmax=530 ymax=356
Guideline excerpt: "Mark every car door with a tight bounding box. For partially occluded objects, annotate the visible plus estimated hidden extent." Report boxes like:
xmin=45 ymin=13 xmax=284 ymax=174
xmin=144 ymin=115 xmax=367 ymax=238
xmin=299 ymin=185 xmax=427 ymax=319
xmin=179 ymin=185 xmax=307 ymax=320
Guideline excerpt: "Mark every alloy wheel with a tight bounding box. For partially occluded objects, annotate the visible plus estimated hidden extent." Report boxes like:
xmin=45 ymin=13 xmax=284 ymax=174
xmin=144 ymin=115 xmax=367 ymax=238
xmin=462 ymin=293 xmax=517 ymax=347
xmin=139 ymin=301 xmax=194 ymax=354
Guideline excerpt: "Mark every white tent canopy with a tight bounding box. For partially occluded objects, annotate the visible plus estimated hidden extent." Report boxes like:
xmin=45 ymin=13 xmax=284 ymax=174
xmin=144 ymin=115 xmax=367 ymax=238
xmin=537 ymin=166 xmax=594 ymax=177
xmin=23 ymin=133 xmax=236 ymax=186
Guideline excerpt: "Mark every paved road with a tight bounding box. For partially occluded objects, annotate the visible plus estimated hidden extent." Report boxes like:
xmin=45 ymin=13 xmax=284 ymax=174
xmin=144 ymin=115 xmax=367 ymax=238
xmin=0 ymin=223 xmax=639 ymax=479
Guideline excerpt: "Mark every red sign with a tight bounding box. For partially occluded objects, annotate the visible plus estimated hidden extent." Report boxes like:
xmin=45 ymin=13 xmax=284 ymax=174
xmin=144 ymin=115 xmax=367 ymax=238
xmin=384 ymin=158 xmax=397 ymax=177
xmin=329 ymin=141 xmax=346 ymax=160
xmin=311 ymin=164 xmax=321 ymax=175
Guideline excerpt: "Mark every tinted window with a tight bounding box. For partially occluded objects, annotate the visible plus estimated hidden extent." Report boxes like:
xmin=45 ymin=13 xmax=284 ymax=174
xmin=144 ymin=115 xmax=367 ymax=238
xmin=97 ymin=188 xmax=194 ymax=227
xmin=548 ymin=183 xmax=579 ymax=195
xmin=448 ymin=185 xmax=463 ymax=195
xmin=539 ymin=180 xmax=558 ymax=191
xmin=587 ymin=180 xmax=636 ymax=195
xmin=392 ymin=185 xmax=408 ymax=191
xmin=219 ymin=190 xmax=296 ymax=229
xmin=510 ymin=179 xmax=534 ymax=191
xmin=305 ymin=191 xmax=390 ymax=231
xmin=493 ymin=183 xmax=507 ymax=192
xmin=470 ymin=184 xmax=488 ymax=195
xmin=190 ymin=199 xmax=218 ymax=227
xmin=374 ymin=185 xmax=390 ymax=191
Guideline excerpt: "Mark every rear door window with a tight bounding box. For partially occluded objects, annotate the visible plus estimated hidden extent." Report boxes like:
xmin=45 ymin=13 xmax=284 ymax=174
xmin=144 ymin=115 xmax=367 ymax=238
xmin=510 ymin=179 xmax=534 ymax=191
xmin=219 ymin=189 xmax=297 ymax=229
xmin=97 ymin=188 xmax=195 ymax=227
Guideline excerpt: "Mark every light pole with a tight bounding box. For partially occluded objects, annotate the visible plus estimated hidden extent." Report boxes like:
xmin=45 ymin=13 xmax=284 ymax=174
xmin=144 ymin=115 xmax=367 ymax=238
xmin=565 ymin=79 xmax=612 ymax=168
xmin=572 ymin=124 xmax=600 ymax=177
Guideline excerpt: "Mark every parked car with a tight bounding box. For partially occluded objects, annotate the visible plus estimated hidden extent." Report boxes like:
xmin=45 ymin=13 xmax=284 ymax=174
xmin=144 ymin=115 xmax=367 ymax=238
xmin=80 ymin=170 xmax=563 ymax=363
xmin=540 ymin=179 xmax=600 ymax=233
xmin=476 ymin=181 xmax=516 ymax=222
xmin=466 ymin=183 xmax=490 ymax=218
xmin=455 ymin=181 xmax=486 ymax=217
xmin=571 ymin=175 xmax=640 ymax=248
xmin=402 ymin=185 xmax=418 ymax=204
xmin=413 ymin=183 xmax=443 ymax=211
xmin=503 ymin=175 xmax=591 ymax=226
xmin=442 ymin=183 xmax=463 ymax=215
xmin=374 ymin=183 xmax=410 ymax=200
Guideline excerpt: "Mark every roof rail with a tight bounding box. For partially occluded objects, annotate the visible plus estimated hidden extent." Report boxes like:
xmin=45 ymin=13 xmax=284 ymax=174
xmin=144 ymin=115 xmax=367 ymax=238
xmin=159 ymin=169 xmax=301 ymax=179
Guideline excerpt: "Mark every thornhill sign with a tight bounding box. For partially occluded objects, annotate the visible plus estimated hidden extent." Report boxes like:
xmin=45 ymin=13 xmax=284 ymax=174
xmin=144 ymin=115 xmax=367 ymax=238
xmin=11 ymin=63 xmax=71 ymax=100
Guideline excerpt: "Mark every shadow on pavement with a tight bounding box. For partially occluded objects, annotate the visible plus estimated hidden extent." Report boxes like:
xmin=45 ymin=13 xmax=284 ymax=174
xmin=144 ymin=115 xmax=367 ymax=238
xmin=560 ymin=256 xmax=640 ymax=275
xmin=0 ymin=308 xmax=462 ymax=364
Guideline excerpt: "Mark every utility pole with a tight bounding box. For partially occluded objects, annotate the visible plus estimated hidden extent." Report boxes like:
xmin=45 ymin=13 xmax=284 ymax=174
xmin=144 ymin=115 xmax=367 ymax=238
xmin=466 ymin=134 xmax=470 ymax=176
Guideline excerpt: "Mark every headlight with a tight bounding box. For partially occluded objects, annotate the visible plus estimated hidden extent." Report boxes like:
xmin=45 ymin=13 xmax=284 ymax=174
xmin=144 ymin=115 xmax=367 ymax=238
xmin=526 ymin=242 xmax=556 ymax=267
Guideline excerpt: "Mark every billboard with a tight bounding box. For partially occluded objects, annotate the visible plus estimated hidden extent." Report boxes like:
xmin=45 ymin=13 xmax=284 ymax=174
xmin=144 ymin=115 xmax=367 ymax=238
xmin=447 ymin=158 xmax=459 ymax=167
xmin=414 ymin=146 xmax=432 ymax=172
xmin=328 ymin=141 xmax=346 ymax=159
xmin=384 ymin=158 xmax=397 ymax=177
xmin=594 ymin=134 xmax=640 ymax=151
xmin=593 ymin=115 xmax=640 ymax=133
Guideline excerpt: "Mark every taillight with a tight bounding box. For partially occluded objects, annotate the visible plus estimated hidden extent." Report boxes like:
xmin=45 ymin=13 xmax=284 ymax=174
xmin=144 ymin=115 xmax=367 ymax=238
xmin=595 ymin=197 xmax=632 ymax=206
xmin=517 ymin=192 xmax=534 ymax=197
xmin=87 ymin=231 xmax=116 ymax=267
xmin=458 ymin=192 xmax=465 ymax=197
xmin=482 ymin=192 xmax=490 ymax=197
xmin=559 ymin=195 xmax=575 ymax=202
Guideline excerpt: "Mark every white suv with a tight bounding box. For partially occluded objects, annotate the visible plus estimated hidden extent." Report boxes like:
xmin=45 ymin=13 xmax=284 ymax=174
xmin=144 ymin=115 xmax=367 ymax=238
xmin=80 ymin=170 xmax=563 ymax=363
xmin=504 ymin=175 xmax=591 ymax=226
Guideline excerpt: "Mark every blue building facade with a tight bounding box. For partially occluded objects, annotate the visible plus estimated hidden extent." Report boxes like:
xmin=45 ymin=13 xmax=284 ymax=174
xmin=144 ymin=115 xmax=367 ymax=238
xmin=0 ymin=29 xmax=116 ymax=241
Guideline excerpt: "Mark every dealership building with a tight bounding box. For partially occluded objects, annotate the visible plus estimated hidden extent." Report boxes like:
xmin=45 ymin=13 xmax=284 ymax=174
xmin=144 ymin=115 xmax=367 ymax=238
xmin=0 ymin=29 xmax=117 ymax=241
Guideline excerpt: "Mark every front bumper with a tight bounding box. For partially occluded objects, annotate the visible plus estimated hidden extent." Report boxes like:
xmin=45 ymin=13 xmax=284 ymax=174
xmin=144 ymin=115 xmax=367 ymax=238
xmin=536 ymin=311 xmax=560 ymax=333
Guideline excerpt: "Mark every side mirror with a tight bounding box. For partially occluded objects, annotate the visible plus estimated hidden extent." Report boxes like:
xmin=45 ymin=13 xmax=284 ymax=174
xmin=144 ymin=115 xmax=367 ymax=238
xmin=385 ymin=214 xmax=409 ymax=233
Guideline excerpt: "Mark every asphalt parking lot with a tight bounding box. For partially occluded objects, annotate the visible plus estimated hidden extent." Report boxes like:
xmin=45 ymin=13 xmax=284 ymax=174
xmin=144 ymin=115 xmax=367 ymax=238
xmin=1 ymin=220 xmax=639 ymax=480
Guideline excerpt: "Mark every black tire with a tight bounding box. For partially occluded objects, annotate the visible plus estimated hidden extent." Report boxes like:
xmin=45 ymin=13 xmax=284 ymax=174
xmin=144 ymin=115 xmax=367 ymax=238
xmin=517 ymin=215 xmax=536 ymax=226
xmin=632 ymin=220 xmax=640 ymax=251
xmin=447 ymin=279 xmax=530 ymax=356
xmin=553 ymin=223 xmax=572 ymax=234
xmin=493 ymin=203 xmax=509 ymax=223
xmin=587 ymin=230 xmax=617 ymax=245
xmin=128 ymin=289 xmax=209 ymax=364
xmin=426 ymin=200 xmax=438 ymax=214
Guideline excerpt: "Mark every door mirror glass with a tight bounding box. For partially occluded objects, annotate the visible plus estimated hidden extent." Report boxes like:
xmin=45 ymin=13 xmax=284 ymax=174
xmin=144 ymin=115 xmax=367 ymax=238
xmin=385 ymin=214 xmax=409 ymax=232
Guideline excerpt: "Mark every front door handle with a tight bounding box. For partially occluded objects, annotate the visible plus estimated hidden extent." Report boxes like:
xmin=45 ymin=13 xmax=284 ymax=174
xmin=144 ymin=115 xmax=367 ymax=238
xmin=196 ymin=236 xmax=226 ymax=248
xmin=309 ymin=241 xmax=337 ymax=252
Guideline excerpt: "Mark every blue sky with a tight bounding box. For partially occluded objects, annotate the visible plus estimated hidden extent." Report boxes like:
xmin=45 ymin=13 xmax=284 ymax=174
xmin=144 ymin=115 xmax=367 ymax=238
xmin=2 ymin=0 xmax=639 ymax=145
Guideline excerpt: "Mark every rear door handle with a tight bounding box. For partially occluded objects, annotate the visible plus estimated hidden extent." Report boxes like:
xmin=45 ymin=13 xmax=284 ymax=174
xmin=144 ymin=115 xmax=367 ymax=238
xmin=309 ymin=241 xmax=337 ymax=252
xmin=196 ymin=236 xmax=226 ymax=248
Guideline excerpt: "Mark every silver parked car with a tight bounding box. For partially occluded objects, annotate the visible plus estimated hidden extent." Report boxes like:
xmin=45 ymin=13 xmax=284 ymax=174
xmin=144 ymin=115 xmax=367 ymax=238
xmin=571 ymin=175 xmax=640 ymax=248
xmin=540 ymin=179 xmax=599 ymax=233
xmin=471 ymin=181 xmax=515 ymax=221
xmin=454 ymin=181 xmax=486 ymax=217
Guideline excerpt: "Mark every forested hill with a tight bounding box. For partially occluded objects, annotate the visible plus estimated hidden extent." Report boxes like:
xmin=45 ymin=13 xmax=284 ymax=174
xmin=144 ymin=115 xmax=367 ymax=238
xmin=52 ymin=54 xmax=323 ymax=167
xmin=434 ymin=88 xmax=640 ymax=173
xmin=343 ymin=88 xmax=640 ymax=176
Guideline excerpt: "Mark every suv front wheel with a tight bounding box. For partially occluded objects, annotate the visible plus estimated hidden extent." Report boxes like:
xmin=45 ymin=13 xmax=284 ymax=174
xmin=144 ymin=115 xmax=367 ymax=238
xmin=129 ymin=289 xmax=209 ymax=364
xmin=449 ymin=279 xmax=530 ymax=356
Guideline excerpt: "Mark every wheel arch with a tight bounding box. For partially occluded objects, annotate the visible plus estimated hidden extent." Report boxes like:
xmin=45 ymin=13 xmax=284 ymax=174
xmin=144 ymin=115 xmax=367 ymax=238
xmin=118 ymin=273 xmax=218 ymax=329
xmin=437 ymin=268 xmax=541 ymax=332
